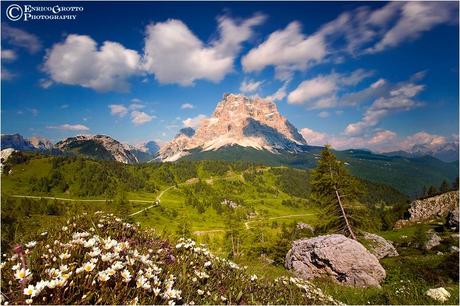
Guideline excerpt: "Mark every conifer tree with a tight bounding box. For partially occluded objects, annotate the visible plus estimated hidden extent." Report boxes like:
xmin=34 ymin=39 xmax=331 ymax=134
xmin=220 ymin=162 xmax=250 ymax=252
xmin=311 ymin=145 xmax=361 ymax=240
xmin=440 ymin=180 xmax=450 ymax=193
xmin=427 ymin=185 xmax=438 ymax=197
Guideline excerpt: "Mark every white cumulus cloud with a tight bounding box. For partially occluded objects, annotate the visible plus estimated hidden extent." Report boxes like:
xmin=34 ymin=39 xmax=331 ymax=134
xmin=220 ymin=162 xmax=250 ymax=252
xmin=109 ymin=104 xmax=128 ymax=117
xmin=47 ymin=124 xmax=89 ymax=131
xmin=242 ymin=2 xmax=457 ymax=77
xmin=183 ymin=114 xmax=207 ymax=129
xmin=1 ymin=49 xmax=17 ymax=61
xmin=300 ymin=128 xmax=328 ymax=146
xmin=181 ymin=103 xmax=195 ymax=110
xmin=368 ymin=130 xmax=397 ymax=145
xmin=369 ymin=2 xmax=458 ymax=53
xmin=131 ymin=111 xmax=154 ymax=125
xmin=287 ymin=69 xmax=373 ymax=108
xmin=266 ymin=81 xmax=289 ymax=102
xmin=240 ymin=79 xmax=263 ymax=93
xmin=242 ymin=22 xmax=326 ymax=79
xmin=143 ymin=14 xmax=265 ymax=86
xmin=288 ymin=76 xmax=337 ymax=106
xmin=344 ymin=74 xmax=425 ymax=136
xmin=44 ymin=34 xmax=142 ymax=91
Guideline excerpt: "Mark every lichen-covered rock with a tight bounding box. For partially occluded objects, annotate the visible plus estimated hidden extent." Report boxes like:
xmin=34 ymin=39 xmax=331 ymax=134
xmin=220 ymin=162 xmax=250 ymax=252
xmin=296 ymin=222 xmax=314 ymax=233
xmin=285 ymin=234 xmax=386 ymax=288
xmin=363 ymin=232 xmax=399 ymax=259
xmin=424 ymin=230 xmax=442 ymax=250
xmin=426 ymin=287 xmax=451 ymax=302
xmin=395 ymin=191 xmax=459 ymax=229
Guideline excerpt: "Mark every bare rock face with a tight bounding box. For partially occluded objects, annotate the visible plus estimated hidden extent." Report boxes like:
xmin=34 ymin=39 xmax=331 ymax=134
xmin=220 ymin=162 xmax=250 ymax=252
xmin=395 ymin=191 xmax=459 ymax=229
xmin=29 ymin=136 xmax=54 ymax=150
xmin=285 ymin=234 xmax=386 ymax=288
xmin=363 ymin=232 xmax=399 ymax=259
xmin=56 ymin=135 xmax=138 ymax=164
xmin=156 ymin=128 xmax=195 ymax=162
xmin=156 ymin=94 xmax=308 ymax=161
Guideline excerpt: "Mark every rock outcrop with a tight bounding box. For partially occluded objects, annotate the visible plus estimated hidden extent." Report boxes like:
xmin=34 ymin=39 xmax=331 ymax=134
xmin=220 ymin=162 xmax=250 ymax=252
xmin=29 ymin=136 xmax=54 ymax=150
xmin=362 ymin=232 xmax=398 ymax=259
xmin=395 ymin=191 xmax=459 ymax=229
xmin=156 ymin=94 xmax=308 ymax=161
xmin=285 ymin=234 xmax=386 ymax=288
xmin=424 ymin=230 xmax=442 ymax=250
xmin=426 ymin=287 xmax=451 ymax=302
xmin=0 ymin=148 xmax=17 ymax=174
xmin=296 ymin=222 xmax=315 ymax=233
xmin=156 ymin=128 xmax=195 ymax=162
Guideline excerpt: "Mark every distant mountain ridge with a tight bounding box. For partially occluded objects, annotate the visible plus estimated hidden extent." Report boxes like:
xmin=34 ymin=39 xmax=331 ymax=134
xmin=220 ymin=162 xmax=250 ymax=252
xmin=179 ymin=145 xmax=458 ymax=197
xmin=1 ymin=133 xmax=159 ymax=164
xmin=1 ymin=132 xmax=458 ymax=196
xmin=56 ymin=135 xmax=138 ymax=164
xmin=383 ymin=141 xmax=459 ymax=162
xmin=0 ymin=92 xmax=457 ymax=197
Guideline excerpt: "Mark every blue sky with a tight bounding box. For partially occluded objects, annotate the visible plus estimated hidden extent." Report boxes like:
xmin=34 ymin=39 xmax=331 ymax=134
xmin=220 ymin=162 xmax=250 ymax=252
xmin=1 ymin=1 xmax=459 ymax=152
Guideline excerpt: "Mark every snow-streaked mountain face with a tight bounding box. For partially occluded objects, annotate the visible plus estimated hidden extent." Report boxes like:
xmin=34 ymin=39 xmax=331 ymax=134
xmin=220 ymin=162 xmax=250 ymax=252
xmin=123 ymin=141 xmax=159 ymax=163
xmin=157 ymin=128 xmax=195 ymax=162
xmin=156 ymin=94 xmax=308 ymax=161
xmin=383 ymin=141 xmax=459 ymax=162
xmin=1 ymin=134 xmax=54 ymax=151
xmin=56 ymin=135 xmax=138 ymax=164
xmin=1 ymin=133 xmax=36 ymax=151
xmin=411 ymin=142 xmax=459 ymax=162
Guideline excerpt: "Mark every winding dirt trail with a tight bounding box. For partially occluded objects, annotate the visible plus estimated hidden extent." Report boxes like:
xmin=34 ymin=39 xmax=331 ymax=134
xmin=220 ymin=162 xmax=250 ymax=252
xmin=129 ymin=185 xmax=176 ymax=217
xmin=11 ymin=185 xmax=176 ymax=217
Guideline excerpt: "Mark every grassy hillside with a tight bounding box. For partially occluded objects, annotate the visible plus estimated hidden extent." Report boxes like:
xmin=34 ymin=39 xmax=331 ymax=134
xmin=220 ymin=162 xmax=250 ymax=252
xmin=1 ymin=153 xmax=408 ymax=250
xmin=181 ymin=146 xmax=458 ymax=197
xmin=1 ymin=153 xmax=458 ymax=305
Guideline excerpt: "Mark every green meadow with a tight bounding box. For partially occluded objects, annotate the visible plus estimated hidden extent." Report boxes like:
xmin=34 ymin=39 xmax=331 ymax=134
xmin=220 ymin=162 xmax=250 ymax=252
xmin=1 ymin=153 xmax=458 ymax=304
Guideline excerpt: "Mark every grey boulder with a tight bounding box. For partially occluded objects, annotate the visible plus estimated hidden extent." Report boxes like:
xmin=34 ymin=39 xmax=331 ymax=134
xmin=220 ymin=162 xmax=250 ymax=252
xmin=424 ymin=231 xmax=442 ymax=250
xmin=285 ymin=234 xmax=386 ymax=288
xmin=363 ymin=232 xmax=399 ymax=259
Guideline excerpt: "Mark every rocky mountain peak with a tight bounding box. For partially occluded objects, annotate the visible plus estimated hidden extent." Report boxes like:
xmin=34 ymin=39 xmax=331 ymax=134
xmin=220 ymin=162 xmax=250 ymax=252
xmin=29 ymin=136 xmax=54 ymax=150
xmin=56 ymin=134 xmax=138 ymax=164
xmin=156 ymin=93 xmax=308 ymax=161
xmin=213 ymin=93 xmax=277 ymax=119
